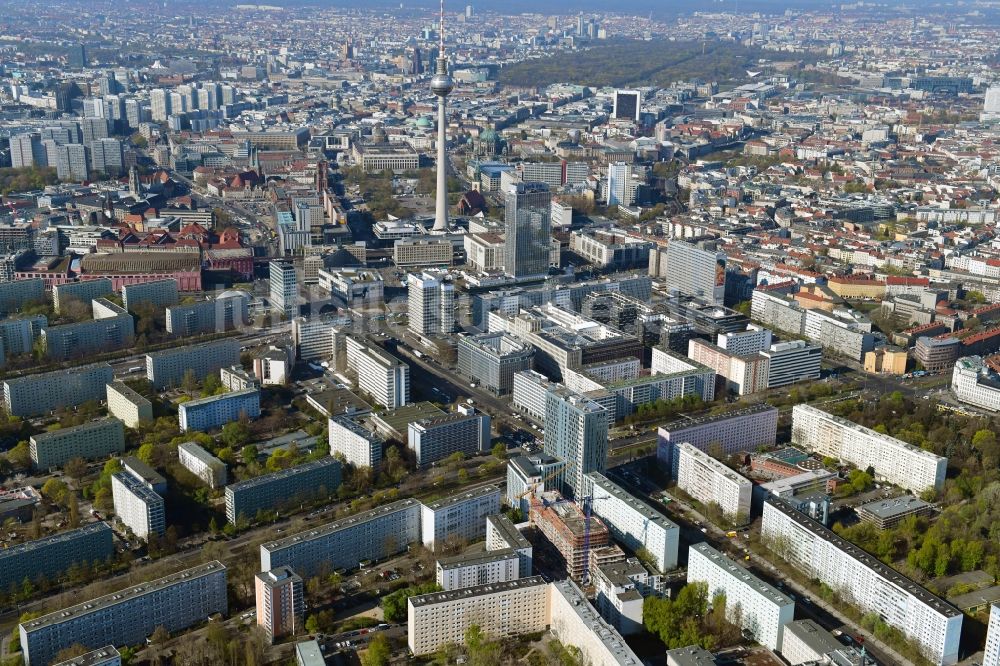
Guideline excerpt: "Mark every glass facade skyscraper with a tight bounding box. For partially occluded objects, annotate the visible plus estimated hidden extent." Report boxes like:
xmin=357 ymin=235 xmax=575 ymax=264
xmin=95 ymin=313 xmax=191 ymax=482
xmin=504 ymin=182 xmax=551 ymax=279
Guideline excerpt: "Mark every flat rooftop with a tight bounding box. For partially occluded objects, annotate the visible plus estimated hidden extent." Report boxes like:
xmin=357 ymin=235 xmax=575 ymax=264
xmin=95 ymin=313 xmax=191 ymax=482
xmin=0 ymin=522 xmax=110 ymax=561
xmin=20 ymin=561 xmax=225 ymax=633
xmin=422 ymin=485 xmax=499 ymax=512
xmin=658 ymin=403 xmax=777 ymax=434
xmin=486 ymin=514 xmax=530 ymax=549
xmin=409 ymin=575 xmax=546 ymax=608
xmin=227 ymin=457 xmax=339 ymax=492
xmin=437 ymin=548 xmax=519 ymax=570
xmin=112 ymin=472 xmax=162 ymax=503
xmin=262 ymin=499 xmax=418 ymax=552
xmin=370 ymin=401 xmax=445 ymax=437
xmin=856 ymin=495 xmax=931 ymax=520
xmin=180 ymin=387 xmax=258 ymax=410
xmin=178 ymin=441 xmax=226 ymax=469
xmin=589 ymin=473 xmax=679 ymax=533
xmin=783 ymin=619 xmax=841 ymax=657
xmin=30 ymin=417 xmax=120 ymax=443
xmin=107 ymin=380 xmax=152 ymax=408
xmin=691 ymin=542 xmax=792 ymax=607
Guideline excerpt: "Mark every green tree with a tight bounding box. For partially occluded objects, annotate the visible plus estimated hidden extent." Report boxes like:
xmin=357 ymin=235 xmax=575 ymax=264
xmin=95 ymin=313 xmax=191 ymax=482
xmin=63 ymin=456 xmax=89 ymax=483
xmin=491 ymin=442 xmax=507 ymax=460
xmin=361 ymin=633 xmax=391 ymax=666
xmin=6 ymin=440 xmax=31 ymax=471
xmin=136 ymin=443 xmax=156 ymax=465
xmin=465 ymin=624 xmax=503 ymax=666
xmin=41 ymin=478 xmax=70 ymax=506
xmin=202 ymin=373 xmax=222 ymax=397
xmin=221 ymin=421 xmax=251 ymax=448
xmin=240 ymin=444 xmax=258 ymax=464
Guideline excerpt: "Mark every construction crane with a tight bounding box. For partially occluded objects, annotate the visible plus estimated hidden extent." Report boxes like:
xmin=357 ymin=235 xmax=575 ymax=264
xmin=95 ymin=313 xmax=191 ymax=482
xmin=539 ymin=492 xmax=610 ymax=585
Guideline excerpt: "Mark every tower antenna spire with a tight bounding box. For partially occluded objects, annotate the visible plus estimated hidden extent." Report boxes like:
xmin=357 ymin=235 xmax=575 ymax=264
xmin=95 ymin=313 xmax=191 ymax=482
xmin=439 ymin=0 xmax=445 ymax=54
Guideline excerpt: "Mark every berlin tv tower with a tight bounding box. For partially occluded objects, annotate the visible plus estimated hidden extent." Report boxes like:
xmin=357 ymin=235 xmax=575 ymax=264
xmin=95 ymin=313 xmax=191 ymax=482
xmin=430 ymin=0 xmax=453 ymax=232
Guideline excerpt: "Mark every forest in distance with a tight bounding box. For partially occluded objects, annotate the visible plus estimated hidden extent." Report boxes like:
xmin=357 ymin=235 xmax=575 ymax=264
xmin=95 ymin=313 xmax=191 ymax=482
xmin=498 ymin=39 xmax=791 ymax=89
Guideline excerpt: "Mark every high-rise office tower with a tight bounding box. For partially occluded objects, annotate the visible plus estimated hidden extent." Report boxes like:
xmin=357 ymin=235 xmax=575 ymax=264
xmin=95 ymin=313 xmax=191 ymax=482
xmin=412 ymin=47 xmax=424 ymax=75
xmin=408 ymin=270 xmax=455 ymax=337
xmin=613 ymin=89 xmax=641 ymax=122
xmin=81 ymin=117 xmax=110 ymax=144
xmin=10 ymin=133 xmax=45 ymax=168
xmin=90 ymin=138 xmax=124 ymax=176
xmin=125 ymin=99 xmax=143 ymax=128
xmin=269 ymin=261 xmax=298 ymax=320
xmin=82 ymin=96 xmax=107 ymax=119
xmin=51 ymin=143 xmax=89 ymax=181
xmin=150 ymin=89 xmax=170 ymax=121
xmin=465 ymin=4 xmax=473 ymax=17
xmin=663 ymin=240 xmax=727 ymax=305
xmin=606 ymin=162 xmax=632 ymax=207
xmin=543 ymin=387 xmax=608 ymax=499
xmin=503 ymin=182 xmax=552 ymax=279
xmin=431 ymin=0 xmax=454 ymax=232
xmin=577 ymin=13 xmax=585 ymax=35
xmin=987 ymin=86 xmax=1000 ymax=113
xmin=984 ymin=86 xmax=1000 ymax=122
xmin=67 ymin=44 xmax=86 ymax=69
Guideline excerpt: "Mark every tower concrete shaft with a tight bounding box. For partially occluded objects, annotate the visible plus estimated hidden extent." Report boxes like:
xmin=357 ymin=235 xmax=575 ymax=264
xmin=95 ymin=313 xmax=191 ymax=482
xmin=433 ymin=87 xmax=449 ymax=230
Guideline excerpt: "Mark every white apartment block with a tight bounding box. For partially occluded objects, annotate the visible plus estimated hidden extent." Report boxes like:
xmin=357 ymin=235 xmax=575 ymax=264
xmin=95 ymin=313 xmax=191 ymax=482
xmin=4 ymin=362 xmax=113 ymax=418
xmin=407 ymin=577 xmax=550 ymax=656
xmin=408 ymin=406 xmax=491 ymax=468
xmin=506 ymin=454 xmax=564 ymax=516
xmin=420 ymin=485 xmax=501 ymax=551
xmin=485 ymin=514 xmax=533 ymax=578
xmin=220 ymin=365 xmax=259 ymax=391
xmin=328 ymin=416 xmax=383 ymax=469
xmin=592 ymin=558 xmax=659 ymax=636
xmin=549 ymin=578 xmax=643 ymax=666
xmin=145 ymin=339 xmax=241 ymax=389
xmin=105 ymin=381 xmax=153 ymax=428
xmin=780 ymin=619 xmax=843 ymax=665
xmin=344 ymin=336 xmax=409 ymax=408
xmin=657 ymin=404 xmax=778 ymax=477
xmin=687 ymin=543 xmax=794 ymax=652
xmin=586 ymin=473 xmax=680 ymax=573
xmin=261 ymin=499 xmax=421 ymax=577
xmin=512 ymin=369 xmax=557 ymax=421
xmin=435 ymin=549 xmax=520 ymax=591
xmin=951 ymin=356 xmax=1000 ymax=411
xmin=291 ymin=317 xmax=335 ymax=361
xmin=675 ymin=442 xmax=752 ymax=523
xmin=178 ymin=388 xmax=261 ymax=432
xmin=407 ymin=270 xmax=454 ymax=337
xmin=761 ymin=340 xmax=822 ymax=389
xmin=984 ymin=603 xmax=1000 ymax=666
xmin=762 ymin=497 xmax=962 ymax=665
xmin=792 ymin=404 xmax=946 ymax=493
xmin=718 ymin=325 xmax=772 ymax=356
xmin=121 ymin=279 xmax=178 ymax=312
xmin=19 ymin=561 xmax=226 ymax=666
xmin=111 ymin=472 xmax=165 ymax=541
xmin=30 ymin=418 xmax=126 ymax=469
xmin=177 ymin=442 xmax=228 ymax=488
